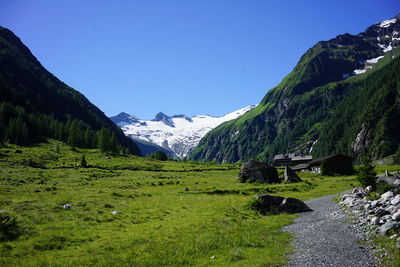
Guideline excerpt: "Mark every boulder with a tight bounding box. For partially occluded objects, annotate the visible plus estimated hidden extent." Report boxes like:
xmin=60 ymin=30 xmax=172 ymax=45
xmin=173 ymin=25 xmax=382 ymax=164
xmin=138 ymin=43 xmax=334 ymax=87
xmin=380 ymin=191 xmax=394 ymax=202
xmin=393 ymin=211 xmax=400 ymax=221
xmin=391 ymin=195 xmax=400 ymax=206
xmin=62 ymin=204 xmax=74 ymax=210
xmin=278 ymin=197 xmax=313 ymax=213
xmin=371 ymin=217 xmax=380 ymax=225
xmin=238 ymin=160 xmax=279 ymax=184
xmin=380 ymin=221 xmax=400 ymax=235
xmin=248 ymin=194 xmax=312 ymax=215
xmin=284 ymin=166 xmax=302 ymax=183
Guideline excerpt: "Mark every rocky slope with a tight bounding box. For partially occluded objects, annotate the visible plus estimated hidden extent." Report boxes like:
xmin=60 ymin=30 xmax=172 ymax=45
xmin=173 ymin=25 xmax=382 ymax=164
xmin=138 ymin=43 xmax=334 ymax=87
xmin=110 ymin=106 xmax=255 ymax=158
xmin=189 ymin=14 xmax=400 ymax=163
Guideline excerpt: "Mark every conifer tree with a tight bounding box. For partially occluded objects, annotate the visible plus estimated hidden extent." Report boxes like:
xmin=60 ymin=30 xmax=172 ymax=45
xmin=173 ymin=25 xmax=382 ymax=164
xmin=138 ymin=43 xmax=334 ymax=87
xmin=356 ymin=157 xmax=377 ymax=189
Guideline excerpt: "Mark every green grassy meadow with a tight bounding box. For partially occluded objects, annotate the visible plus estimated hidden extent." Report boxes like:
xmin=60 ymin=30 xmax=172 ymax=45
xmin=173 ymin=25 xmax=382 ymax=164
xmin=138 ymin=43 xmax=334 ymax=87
xmin=0 ymin=140 xmax=364 ymax=266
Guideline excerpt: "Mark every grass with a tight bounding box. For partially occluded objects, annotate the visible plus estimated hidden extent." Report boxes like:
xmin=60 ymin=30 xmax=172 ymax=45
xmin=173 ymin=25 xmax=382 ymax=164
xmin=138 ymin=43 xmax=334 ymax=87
xmin=0 ymin=140 xmax=360 ymax=266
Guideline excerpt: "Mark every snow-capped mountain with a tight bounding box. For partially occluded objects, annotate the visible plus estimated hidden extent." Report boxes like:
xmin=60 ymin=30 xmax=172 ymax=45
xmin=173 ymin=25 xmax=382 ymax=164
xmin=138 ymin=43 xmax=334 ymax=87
xmin=110 ymin=106 xmax=255 ymax=158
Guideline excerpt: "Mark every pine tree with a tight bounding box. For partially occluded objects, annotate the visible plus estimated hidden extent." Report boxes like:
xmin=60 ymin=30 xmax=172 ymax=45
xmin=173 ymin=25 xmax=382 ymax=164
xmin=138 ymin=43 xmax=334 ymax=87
xmin=356 ymin=157 xmax=377 ymax=189
xmin=79 ymin=154 xmax=88 ymax=168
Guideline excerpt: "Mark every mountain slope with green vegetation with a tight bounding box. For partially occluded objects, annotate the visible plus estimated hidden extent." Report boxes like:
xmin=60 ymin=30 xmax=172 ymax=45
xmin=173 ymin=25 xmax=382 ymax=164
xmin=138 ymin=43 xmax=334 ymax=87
xmin=0 ymin=26 xmax=140 ymax=155
xmin=189 ymin=15 xmax=400 ymax=163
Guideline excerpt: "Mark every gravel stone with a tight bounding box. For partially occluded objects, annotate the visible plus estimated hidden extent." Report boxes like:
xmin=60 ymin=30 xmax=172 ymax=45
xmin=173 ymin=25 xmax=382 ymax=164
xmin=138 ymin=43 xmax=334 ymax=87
xmin=284 ymin=194 xmax=374 ymax=267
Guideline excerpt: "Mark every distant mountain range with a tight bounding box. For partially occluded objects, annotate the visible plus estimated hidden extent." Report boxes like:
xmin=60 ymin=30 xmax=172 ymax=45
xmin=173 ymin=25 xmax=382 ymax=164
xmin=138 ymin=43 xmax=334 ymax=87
xmin=110 ymin=106 xmax=255 ymax=158
xmin=188 ymin=14 xmax=400 ymax=163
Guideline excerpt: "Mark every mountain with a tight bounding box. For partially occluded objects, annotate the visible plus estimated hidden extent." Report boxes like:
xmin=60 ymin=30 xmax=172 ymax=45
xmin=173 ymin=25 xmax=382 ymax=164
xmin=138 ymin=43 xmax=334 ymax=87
xmin=110 ymin=112 xmax=141 ymax=127
xmin=110 ymin=106 xmax=255 ymax=158
xmin=0 ymin=26 xmax=141 ymax=155
xmin=189 ymin=15 xmax=400 ymax=163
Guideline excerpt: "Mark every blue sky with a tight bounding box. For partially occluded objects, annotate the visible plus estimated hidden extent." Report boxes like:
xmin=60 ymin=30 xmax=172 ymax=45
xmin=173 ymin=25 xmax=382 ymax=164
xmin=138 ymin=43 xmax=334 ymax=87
xmin=0 ymin=1 xmax=398 ymax=119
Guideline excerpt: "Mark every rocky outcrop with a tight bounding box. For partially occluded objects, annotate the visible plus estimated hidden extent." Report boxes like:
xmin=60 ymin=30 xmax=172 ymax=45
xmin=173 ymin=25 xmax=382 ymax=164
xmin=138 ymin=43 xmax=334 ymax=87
xmin=248 ymin=194 xmax=312 ymax=215
xmin=238 ymin=160 xmax=279 ymax=183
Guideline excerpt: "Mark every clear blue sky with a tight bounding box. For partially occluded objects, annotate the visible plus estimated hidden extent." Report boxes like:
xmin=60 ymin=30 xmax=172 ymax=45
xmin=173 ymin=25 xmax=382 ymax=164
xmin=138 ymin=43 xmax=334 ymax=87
xmin=0 ymin=1 xmax=398 ymax=119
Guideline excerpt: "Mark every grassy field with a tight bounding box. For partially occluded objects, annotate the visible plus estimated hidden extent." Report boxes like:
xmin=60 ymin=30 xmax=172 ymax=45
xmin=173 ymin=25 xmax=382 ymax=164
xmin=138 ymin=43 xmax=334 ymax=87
xmin=0 ymin=140 xmax=363 ymax=266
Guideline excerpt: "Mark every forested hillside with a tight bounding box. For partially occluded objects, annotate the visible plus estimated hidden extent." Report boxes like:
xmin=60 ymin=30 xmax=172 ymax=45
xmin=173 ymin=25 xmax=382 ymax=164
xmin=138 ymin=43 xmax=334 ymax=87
xmin=189 ymin=15 xmax=400 ymax=163
xmin=0 ymin=26 xmax=140 ymax=154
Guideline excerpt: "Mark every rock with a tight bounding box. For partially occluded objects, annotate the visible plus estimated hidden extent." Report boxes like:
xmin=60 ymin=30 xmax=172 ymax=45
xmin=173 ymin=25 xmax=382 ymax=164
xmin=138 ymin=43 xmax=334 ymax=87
xmin=365 ymin=186 xmax=373 ymax=193
xmin=341 ymin=197 xmax=354 ymax=207
xmin=375 ymin=208 xmax=390 ymax=217
xmin=380 ymin=191 xmax=394 ymax=202
xmin=238 ymin=160 xmax=279 ymax=184
xmin=284 ymin=166 xmax=302 ymax=183
xmin=371 ymin=200 xmax=379 ymax=209
xmin=364 ymin=203 xmax=371 ymax=211
xmin=389 ymin=234 xmax=397 ymax=239
xmin=392 ymin=211 xmax=400 ymax=221
xmin=111 ymin=211 xmax=120 ymax=215
xmin=352 ymin=187 xmax=367 ymax=196
xmin=388 ymin=205 xmax=398 ymax=215
xmin=380 ymin=221 xmax=400 ymax=235
xmin=385 ymin=169 xmax=391 ymax=177
xmin=278 ymin=197 xmax=313 ymax=214
xmin=62 ymin=204 xmax=74 ymax=210
xmin=371 ymin=217 xmax=380 ymax=225
xmin=248 ymin=194 xmax=312 ymax=214
xmin=391 ymin=195 xmax=400 ymax=206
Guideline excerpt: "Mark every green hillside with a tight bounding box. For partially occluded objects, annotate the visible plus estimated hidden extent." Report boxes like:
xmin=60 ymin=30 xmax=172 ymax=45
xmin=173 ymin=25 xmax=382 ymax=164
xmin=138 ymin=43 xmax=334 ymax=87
xmin=189 ymin=16 xmax=400 ymax=163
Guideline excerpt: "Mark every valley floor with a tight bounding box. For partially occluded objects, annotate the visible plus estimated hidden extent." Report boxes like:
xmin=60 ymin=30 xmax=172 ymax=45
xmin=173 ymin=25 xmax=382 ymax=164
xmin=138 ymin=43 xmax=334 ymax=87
xmin=0 ymin=140 xmax=398 ymax=266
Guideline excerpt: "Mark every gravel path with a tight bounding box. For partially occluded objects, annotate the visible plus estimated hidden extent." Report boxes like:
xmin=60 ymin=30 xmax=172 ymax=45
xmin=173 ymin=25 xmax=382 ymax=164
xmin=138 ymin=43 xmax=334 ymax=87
xmin=284 ymin=193 xmax=375 ymax=267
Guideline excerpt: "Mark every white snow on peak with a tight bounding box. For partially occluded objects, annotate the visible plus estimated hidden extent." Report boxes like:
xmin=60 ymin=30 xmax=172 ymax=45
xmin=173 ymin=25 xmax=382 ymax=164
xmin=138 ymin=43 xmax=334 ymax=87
xmin=383 ymin=44 xmax=393 ymax=52
xmin=379 ymin=19 xmax=397 ymax=28
xmin=366 ymin=55 xmax=384 ymax=64
xmin=353 ymin=69 xmax=367 ymax=75
xmin=119 ymin=105 xmax=256 ymax=158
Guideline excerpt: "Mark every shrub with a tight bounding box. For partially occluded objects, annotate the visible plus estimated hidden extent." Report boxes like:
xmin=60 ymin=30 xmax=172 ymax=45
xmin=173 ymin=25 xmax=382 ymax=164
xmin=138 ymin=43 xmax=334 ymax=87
xmin=80 ymin=154 xmax=88 ymax=168
xmin=375 ymin=181 xmax=396 ymax=195
xmin=149 ymin=151 xmax=168 ymax=161
xmin=356 ymin=157 xmax=377 ymax=189
xmin=0 ymin=212 xmax=22 ymax=241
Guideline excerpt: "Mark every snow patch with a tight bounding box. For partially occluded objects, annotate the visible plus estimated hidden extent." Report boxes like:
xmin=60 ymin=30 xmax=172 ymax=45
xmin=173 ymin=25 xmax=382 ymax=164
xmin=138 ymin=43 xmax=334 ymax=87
xmin=383 ymin=44 xmax=393 ymax=52
xmin=366 ymin=56 xmax=384 ymax=64
xmin=353 ymin=69 xmax=366 ymax=75
xmin=379 ymin=19 xmax=397 ymax=28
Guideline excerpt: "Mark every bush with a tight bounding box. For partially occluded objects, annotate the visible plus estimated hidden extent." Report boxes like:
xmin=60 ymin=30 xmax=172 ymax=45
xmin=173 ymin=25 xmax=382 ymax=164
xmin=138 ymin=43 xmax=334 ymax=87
xmin=356 ymin=157 xmax=377 ymax=189
xmin=375 ymin=181 xmax=396 ymax=195
xmin=0 ymin=212 xmax=22 ymax=241
xmin=149 ymin=151 xmax=168 ymax=161
xmin=80 ymin=154 xmax=88 ymax=168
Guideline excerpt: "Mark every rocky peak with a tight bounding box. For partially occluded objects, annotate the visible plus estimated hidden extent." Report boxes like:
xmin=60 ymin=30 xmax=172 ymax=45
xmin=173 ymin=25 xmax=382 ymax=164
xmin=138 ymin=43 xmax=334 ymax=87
xmin=152 ymin=112 xmax=175 ymax=127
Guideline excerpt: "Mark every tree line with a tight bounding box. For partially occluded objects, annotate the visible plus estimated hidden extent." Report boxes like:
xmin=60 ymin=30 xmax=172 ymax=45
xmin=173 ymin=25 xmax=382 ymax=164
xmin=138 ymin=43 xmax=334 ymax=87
xmin=0 ymin=102 xmax=128 ymax=154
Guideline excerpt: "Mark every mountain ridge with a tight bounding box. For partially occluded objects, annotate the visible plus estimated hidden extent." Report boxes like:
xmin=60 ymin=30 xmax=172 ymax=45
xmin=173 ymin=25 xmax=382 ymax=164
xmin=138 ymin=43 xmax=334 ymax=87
xmin=110 ymin=105 xmax=255 ymax=158
xmin=188 ymin=14 xmax=400 ymax=163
